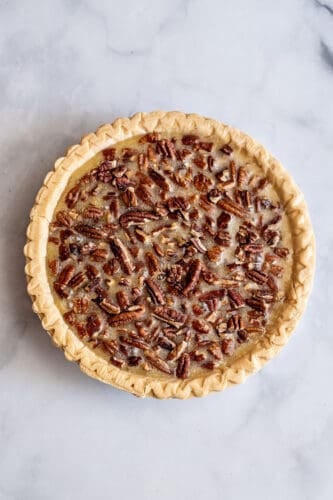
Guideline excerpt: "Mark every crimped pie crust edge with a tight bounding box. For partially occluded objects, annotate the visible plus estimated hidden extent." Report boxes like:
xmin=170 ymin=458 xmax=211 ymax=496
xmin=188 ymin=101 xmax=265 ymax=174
xmin=24 ymin=111 xmax=315 ymax=399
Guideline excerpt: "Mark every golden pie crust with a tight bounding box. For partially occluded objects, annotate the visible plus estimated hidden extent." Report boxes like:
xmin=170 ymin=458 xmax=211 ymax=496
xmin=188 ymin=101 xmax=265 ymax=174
xmin=24 ymin=111 xmax=315 ymax=398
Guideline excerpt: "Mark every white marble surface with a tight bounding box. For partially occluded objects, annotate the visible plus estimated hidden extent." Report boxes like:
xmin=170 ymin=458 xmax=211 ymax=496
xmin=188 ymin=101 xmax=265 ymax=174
xmin=0 ymin=0 xmax=332 ymax=499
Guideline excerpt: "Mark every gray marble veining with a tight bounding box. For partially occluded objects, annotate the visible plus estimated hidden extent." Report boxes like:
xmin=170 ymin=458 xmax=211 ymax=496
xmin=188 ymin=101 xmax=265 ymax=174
xmin=0 ymin=1 xmax=332 ymax=499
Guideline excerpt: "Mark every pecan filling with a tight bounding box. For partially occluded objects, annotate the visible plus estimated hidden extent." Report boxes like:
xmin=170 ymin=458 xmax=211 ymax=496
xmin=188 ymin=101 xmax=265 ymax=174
xmin=47 ymin=132 xmax=291 ymax=378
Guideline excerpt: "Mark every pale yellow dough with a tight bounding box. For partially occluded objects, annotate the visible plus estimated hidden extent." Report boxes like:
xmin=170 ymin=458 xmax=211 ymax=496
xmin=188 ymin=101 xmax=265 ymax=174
xmin=24 ymin=111 xmax=315 ymax=398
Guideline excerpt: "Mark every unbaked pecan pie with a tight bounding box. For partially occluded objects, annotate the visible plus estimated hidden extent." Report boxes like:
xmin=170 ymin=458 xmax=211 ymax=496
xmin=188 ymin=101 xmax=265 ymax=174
xmin=25 ymin=112 xmax=315 ymax=398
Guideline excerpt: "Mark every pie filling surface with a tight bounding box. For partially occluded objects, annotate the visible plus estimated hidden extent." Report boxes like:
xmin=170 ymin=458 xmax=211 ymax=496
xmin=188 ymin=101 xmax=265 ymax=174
xmin=47 ymin=132 xmax=292 ymax=379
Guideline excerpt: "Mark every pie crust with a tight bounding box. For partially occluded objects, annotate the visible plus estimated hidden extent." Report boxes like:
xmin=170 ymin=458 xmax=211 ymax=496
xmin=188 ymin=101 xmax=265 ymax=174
xmin=24 ymin=111 xmax=315 ymax=398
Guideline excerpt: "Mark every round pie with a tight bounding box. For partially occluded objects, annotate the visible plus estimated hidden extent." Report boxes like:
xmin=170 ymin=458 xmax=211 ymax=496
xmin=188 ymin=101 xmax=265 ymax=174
xmin=24 ymin=111 xmax=315 ymax=398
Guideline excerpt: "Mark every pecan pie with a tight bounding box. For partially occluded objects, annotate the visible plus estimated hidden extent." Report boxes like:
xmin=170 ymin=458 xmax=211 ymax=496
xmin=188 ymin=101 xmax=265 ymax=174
xmin=25 ymin=112 xmax=315 ymax=398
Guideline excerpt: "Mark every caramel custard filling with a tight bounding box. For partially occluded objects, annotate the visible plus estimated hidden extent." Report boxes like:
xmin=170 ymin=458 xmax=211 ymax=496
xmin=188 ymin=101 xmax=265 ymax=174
xmin=47 ymin=132 xmax=291 ymax=378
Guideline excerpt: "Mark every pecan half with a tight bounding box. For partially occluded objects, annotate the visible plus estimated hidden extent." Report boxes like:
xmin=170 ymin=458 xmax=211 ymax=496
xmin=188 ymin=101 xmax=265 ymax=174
xmin=274 ymin=247 xmax=290 ymax=258
xmin=102 ymin=147 xmax=116 ymax=160
xmin=63 ymin=310 xmax=76 ymax=325
xmin=58 ymin=264 xmax=75 ymax=285
xmin=121 ymin=148 xmax=138 ymax=162
xmin=193 ymin=154 xmax=206 ymax=170
xmin=147 ymin=145 xmax=157 ymax=163
xmin=145 ymin=278 xmax=166 ymax=305
xmin=217 ymin=211 xmax=231 ymax=229
xmin=145 ymin=252 xmax=160 ymax=275
xmin=148 ymin=168 xmax=169 ymax=191
xmin=80 ymin=242 xmax=97 ymax=255
xmin=215 ymin=230 xmax=231 ymax=247
xmin=135 ymin=184 xmax=154 ymax=206
xmin=208 ymin=343 xmax=223 ymax=360
xmin=48 ymin=259 xmax=59 ymax=276
xmin=239 ymin=190 xmax=253 ymax=208
xmin=72 ymin=297 xmax=89 ymax=314
xmin=246 ymin=269 xmax=268 ymax=285
xmin=100 ymin=299 xmax=121 ymax=315
xmin=68 ymin=272 xmax=87 ymax=289
xmin=207 ymin=246 xmax=222 ymax=262
xmin=137 ymin=152 xmax=148 ymax=171
xmin=253 ymin=289 xmax=275 ymax=303
xmin=176 ymin=353 xmax=191 ymax=379
xmin=153 ymin=242 xmax=164 ymax=257
xmin=119 ymin=209 xmax=160 ymax=227
xmin=267 ymin=275 xmax=278 ymax=292
xmin=65 ymin=185 xmax=81 ymax=208
xmin=55 ymin=210 xmax=73 ymax=228
xmin=139 ymin=132 xmax=161 ymax=143
xmin=110 ymin=357 xmax=125 ymax=369
xmin=182 ymin=134 xmax=199 ymax=145
xmin=243 ymin=243 xmax=264 ymax=253
xmin=108 ymin=197 xmax=120 ymax=218
xmin=245 ymin=326 xmax=265 ymax=336
xmin=116 ymin=290 xmax=130 ymax=310
xmin=115 ymin=176 xmax=136 ymax=192
xmin=201 ymin=269 xmax=219 ymax=284
xmin=90 ymin=248 xmax=108 ymax=262
xmin=206 ymin=299 xmax=219 ymax=312
xmin=237 ymin=166 xmax=248 ymax=187
xmin=245 ymin=297 xmax=267 ymax=313
xmin=60 ymin=229 xmax=73 ymax=242
xmin=217 ymin=198 xmax=247 ymax=218
xmin=227 ymin=315 xmax=243 ymax=331
xmin=193 ymin=173 xmax=213 ymax=193
xmin=74 ymin=224 xmax=106 ymax=240
xmin=166 ymin=196 xmax=190 ymax=212
xmin=121 ymin=188 xmax=138 ymax=207
xmin=83 ymin=205 xmax=104 ymax=220
xmin=219 ymin=279 xmax=240 ymax=288
xmin=199 ymin=195 xmax=214 ymax=213
xmin=228 ymin=290 xmax=245 ymax=309
xmin=152 ymin=306 xmax=187 ymax=328
xmin=86 ymin=313 xmax=102 ymax=335
xmin=164 ymin=139 xmax=177 ymax=159
xmin=190 ymin=351 xmax=206 ymax=363
xmin=53 ymin=282 xmax=68 ymax=298
xmin=221 ymin=338 xmax=235 ymax=356
xmin=198 ymin=141 xmax=213 ymax=152
xmin=102 ymin=258 xmax=120 ymax=276
xmin=59 ymin=244 xmax=70 ymax=261
xmin=119 ymin=334 xmax=149 ymax=350
xmin=145 ymin=350 xmax=173 ymax=375
xmin=155 ymin=139 xmax=175 ymax=159
xmin=108 ymin=306 xmax=145 ymax=327
xmin=192 ymin=319 xmax=210 ymax=334
xmin=199 ymin=289 xmax=225 ymax=301
xmin=182 ymin=259 xmax=202 ymax=296
xmin=270 ymin=265 xmax=283 ymax=277
xmin=99 ymin=338 xmax=118 ymax=356
xmin=202 ymin=360 xmax=218 ymax=370
xmin=109 ymin=237 xmax=134 ymax=275
xmin=263 ymin=229 xmax=280 ymax=246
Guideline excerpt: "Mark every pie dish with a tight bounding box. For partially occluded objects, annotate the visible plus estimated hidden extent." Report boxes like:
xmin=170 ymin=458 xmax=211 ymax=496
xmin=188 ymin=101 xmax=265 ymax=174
xmin=24 ymin=111 xmax=315 ymax=398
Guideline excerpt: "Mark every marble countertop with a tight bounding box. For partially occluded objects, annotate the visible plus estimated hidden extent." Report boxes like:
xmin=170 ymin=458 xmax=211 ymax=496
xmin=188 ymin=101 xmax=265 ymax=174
xmin=1 ymin=1 xmax=332 ymax=499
